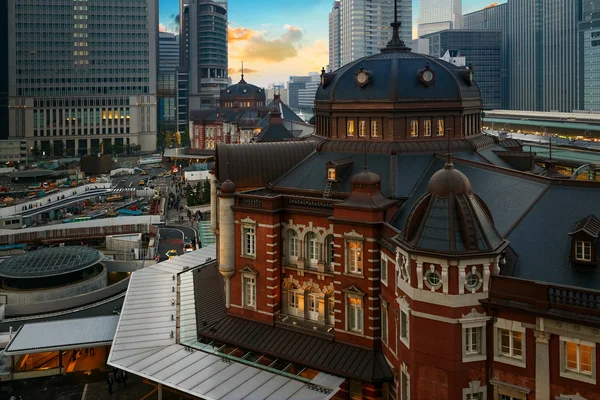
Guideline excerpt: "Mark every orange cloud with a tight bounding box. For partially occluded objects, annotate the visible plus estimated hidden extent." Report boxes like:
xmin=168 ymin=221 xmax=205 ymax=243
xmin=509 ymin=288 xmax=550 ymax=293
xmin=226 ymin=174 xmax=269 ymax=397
xmin=228 ymin=27 xmax=258 ymax=42
xmin=228 ymin=67 xmax=259 ymax=74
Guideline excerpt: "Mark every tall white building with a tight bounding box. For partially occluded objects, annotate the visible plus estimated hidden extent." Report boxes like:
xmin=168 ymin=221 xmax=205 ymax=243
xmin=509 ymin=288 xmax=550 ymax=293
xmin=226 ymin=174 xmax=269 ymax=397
xmin=297 ymin=73 xmax=320 ymax=111
xmin=7 ymin=0 xmax=159 ymax=154
xmin=418 ymin=0 xmax=462 ymax=37
xmin=329 ymin=0 xmax=412 ymax=71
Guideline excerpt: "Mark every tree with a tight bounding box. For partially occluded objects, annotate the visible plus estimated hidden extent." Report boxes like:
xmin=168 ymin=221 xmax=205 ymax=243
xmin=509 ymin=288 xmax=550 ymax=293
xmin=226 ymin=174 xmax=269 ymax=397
xmin=31 ymin=145 xmax=41 ymax=159
xmin=195 ymin=181 xmax=202 ymax=204
xmin=181 ymin=126 xmax=191 ymax=147
xmin=202 ymin=178 xmax=211 ymax=204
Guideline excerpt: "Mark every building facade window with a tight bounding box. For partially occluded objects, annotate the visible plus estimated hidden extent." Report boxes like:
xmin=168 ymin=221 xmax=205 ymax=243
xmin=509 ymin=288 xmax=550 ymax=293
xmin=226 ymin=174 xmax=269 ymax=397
xmin=307 ymin=293 xmax=320 ymax=321
xmin=437 ymin=119 xmax=444 ymax=136
xmin=494 ymin=318 xmax=526 ymax=367
xmin=327 ymin=167 xmax=336 ymax=180
xmin=347 ymin=295 xmax=363 ymax=333
xmin=424 ymin=119 xmax=432 ymax=136
xmin=575 ymin=240 xmax=592 ymax=261
xmin=465 ymin=267 xmax=483 ymax=292
xmin=460 ymin=309 xmax=489 ymax=362
xmin=371 ymin=120 xmax=379 ymax=137
xmin=288 ymin=230 xmax=298 ymax=259
xmin=381 ymin=301 xmax=388 ymax=344
xmin=327 ymin=295 xmax=335 ymax=325
xmin=400 ymin=364 xmax=410 ymax=400
xmin=465 ymin=327 xmax=481 ymax=355
xmin=410 ymin=120 xmax=418 ymax=137
xmin=242 ymin=275 xmax=256 ymax=308
xmin=347 ymin=119 xmax=355 ymax=136
xmin=359 ymin=119 xmax=367 ymax=137
xmin=560 ymin=337 xmax=596 ymax=384
xmin=306 ymin=232 xmax=319 ymax=265
xmin=462 ymin=380 xmax=487 ymax=400
xmin=381 ymin=255 xmax=388 ymax=285
xmin=289 ymin=290 xmax=299 ymax=315
xmin=242 ymin=226 xmax=256 ymax=257
xmin=347 ymin=240 xmax=363 ymax=274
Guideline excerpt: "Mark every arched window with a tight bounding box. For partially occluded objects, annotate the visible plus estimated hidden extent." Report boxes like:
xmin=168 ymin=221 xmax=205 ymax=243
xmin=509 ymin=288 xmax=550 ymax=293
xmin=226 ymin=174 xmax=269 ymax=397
xmin=326 ymin=294 xmax=335 ymax=325
xmin=305 ymin=289 xmax=324 ymax=322
xmin=287 ymin=229 xmax=298 ymax=259
xmin=324 ymin=235 xmax=335 ymax=270
xmin=306 ymin=232 xmax=319 ymax=265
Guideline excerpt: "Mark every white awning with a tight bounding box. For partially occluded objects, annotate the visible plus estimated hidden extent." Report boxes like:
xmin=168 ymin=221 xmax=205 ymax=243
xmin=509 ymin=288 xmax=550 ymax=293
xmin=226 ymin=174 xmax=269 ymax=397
xmin=108 ymin=244 xmax=343 ymax=400
xmin=4 ymin=315 xmax=119 ymax=355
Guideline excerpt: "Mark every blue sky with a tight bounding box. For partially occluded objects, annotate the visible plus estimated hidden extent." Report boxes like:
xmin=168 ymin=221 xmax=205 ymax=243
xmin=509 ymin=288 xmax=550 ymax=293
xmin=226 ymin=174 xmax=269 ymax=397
xmin=159 ymin=0 xmax=502 ymax=85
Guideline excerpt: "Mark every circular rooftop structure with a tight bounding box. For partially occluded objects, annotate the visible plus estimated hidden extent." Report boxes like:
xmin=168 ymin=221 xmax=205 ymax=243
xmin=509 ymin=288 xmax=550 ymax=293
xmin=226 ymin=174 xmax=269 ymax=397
xmin=0 ymin=247 xmax=104 ymax=279
xmin=221 ymin=81 xmax=265 ymax=100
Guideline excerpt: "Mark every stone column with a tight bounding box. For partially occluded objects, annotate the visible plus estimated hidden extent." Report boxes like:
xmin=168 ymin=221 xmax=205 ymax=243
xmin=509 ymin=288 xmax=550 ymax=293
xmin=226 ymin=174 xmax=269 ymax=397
xmin=209 ymin=171 xmax=217 ymax=233
xmin=534 ymin=330 xmax=551 ymax=400
xmin=218 ymin=179 xmax=236 ymax=308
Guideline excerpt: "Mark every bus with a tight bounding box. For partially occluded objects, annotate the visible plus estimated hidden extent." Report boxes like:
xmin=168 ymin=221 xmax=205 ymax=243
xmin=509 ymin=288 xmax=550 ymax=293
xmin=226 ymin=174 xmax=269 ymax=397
xmin=137 ymin=155 xmax=162 ymax=166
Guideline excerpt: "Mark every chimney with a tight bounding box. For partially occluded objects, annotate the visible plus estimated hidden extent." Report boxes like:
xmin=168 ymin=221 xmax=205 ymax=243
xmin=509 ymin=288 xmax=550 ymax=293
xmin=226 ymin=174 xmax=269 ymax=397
xmin=268 ymin=106 xmax=283 ymax=125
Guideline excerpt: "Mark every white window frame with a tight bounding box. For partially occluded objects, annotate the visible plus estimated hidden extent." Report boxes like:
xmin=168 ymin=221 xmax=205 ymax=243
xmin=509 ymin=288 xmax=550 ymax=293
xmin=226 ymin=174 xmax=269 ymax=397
xmin=288 ymin=230 xmax=298 ymax=259
xmin=462 ymin=380 xmax=487 ymax=400
xmin=381 ymin=254 xmax=388 ymax=286
xmin=307 ymin=292 xmax=320 ymax=321
xmin=398 ymin=296 xmax=410 ymax=349
xmin=347 ymin=240 xmax=363 ymax=275
xmin=410 ymin=120 xmax=418 ymax=137
xmin=242 ymin=273 xmax=256 ymax=309
xmin=347 ymin=294 xmax=363 ymax=333
xmin=327 ymin=295 xmax=335 ymax=325
xmin=465 ymin=266 xmax=483 ymax=293
xmin=424 ymin=119 xmax=432 ymax=136
xmin=371 ymin=120 xmax=379 ymax=137
xmin=381 ymin=300 xmax=388 ymax=345
xmin=241 ymin=220 xmax=257 ymax=258
xmin=359 ymin=119 xmax=367 ymax=137
xmin=575 ymin=240 xmax=592 ymax=261
xmin=400 ymin=363 xmax=410 ymax=400
xmin=307 ymin=233 xmax=319 ymax=265
xmin=560 ymin=336 xmax=596 ymax=384
xmin=459 ymin=309 xmax=489 ymax=362
xmin=494 ymin=318 xmax=526 ymax=368
xmin=288 ymin=289 xmax=299 ymax=315
xmin=325 ymin=235 xmax=335 ymax=267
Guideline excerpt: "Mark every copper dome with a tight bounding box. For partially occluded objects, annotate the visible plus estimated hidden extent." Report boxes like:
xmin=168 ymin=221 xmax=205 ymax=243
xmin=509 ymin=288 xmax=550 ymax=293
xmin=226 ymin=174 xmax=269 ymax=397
xmin=220 ymin=179 xmax=236 ymax=194
xmin=350 ymin=169 xmax=382 ymax=186
xmin=427 ymin=161 xmax=472 ymax=197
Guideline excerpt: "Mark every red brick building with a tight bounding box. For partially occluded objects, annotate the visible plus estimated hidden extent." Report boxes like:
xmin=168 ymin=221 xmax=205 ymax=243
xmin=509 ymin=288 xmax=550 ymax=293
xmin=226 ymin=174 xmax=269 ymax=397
xmin=194 ymin=10 xmax=600 ymax=400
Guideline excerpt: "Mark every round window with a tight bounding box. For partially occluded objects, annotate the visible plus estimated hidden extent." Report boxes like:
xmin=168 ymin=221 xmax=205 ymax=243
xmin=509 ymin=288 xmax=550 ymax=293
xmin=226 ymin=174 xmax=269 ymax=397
xmin=426 ymin=271 xmax=441 ymax=287
xmin=465 ymin=272 xmax=480 ymax=289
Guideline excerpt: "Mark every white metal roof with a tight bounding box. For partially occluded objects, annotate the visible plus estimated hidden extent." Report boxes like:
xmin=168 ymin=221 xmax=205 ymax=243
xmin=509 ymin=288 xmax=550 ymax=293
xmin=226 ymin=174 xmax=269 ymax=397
xmin=0 ymin=215 xmax=161 ymax=235
xmin=4 ymin=315 xmax=119 ymax=355
xmin=108 ymin=245 xmax=343 ymax=400
xmin=485 ymin=109 xmax=600 ymax=123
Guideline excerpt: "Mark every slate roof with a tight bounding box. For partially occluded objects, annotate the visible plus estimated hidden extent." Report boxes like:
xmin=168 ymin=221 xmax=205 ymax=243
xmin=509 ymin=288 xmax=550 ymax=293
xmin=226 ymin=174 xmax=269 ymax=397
xmin=194 ymin=264 xmax=394 ymax=383
xmin=255 ymin=124 xmax=295 ymax=142
xmin=570 ymin=215 xmax=600 ymax=238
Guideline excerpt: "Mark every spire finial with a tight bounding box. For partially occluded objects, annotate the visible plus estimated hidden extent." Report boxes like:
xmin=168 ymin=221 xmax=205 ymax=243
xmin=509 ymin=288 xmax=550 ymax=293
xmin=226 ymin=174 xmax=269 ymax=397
xmin=240 ymin=61 xmax=246 ymax=83
xmin=381 ymin=0 xmax=411 ymax=52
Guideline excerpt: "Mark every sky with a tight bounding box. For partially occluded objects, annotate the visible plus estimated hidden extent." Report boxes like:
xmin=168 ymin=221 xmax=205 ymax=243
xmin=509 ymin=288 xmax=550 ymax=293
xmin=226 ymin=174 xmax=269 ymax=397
xmin=160 ymin=0 xmax=502 ymax=87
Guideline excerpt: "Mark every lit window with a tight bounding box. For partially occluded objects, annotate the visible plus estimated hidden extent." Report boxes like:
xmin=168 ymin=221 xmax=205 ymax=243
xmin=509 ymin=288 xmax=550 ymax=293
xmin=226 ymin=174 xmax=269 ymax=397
xmin=327 ymin=296 xmax=335 ymax=325
xmin=381 ymin=302 xmax=388 ymax=344
xmin=243 ymin=275 xmax=256 ymax=307
xmin=371 ymin=120 xmax=379 ymax=137
xmin=381 ymin=256 xmax=388 ymax=285
xmin=424 ymin=120 xmax=432 ymax=136
xmin=243 ymin=226 xmax=255 ymax=256
xmin=348 ymin=241 xmax=362 ymax=274
xmin=565 ymin=341 xmax=593 ymax=375
xmin=327 ymin=167 xmax=336 ymax=180
xmin=308 ymin=293 xmax=320 ymax=321
xmin=575 ymin=241 xmax=592 ymax=261
xmin=410 ymin=120 xmax=418 ymax=137
xmin=437 ymin=119 xmax=445 ymax=136
xmin=499 ymin=329 xmax=523 ymax=359
xmin=348 ymin=296 xmax=363 ymax=332
xmin=359 ymin=119 xmax=367 ymax=137
xmin=465 ymin=327 xmax=482 ymax=355
xmin=288 ymin=230 xmax=298 ymax=258
xmin=347 ymin=119 xmax=355 ymax=136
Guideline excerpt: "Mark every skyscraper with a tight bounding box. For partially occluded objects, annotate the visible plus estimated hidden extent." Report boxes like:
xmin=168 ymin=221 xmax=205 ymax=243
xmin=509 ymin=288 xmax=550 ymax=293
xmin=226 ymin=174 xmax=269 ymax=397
xmin=184 ymin=0 xmax=228 ymax=110
xmin=506 ymin=0 xmax=580 ymax=112
xmin=7 ymin=0 xmax=158 ymax=154
xmin=158 ymin=32 xmax=180 ymax=146
xmin=463 ymin=2 xmax=506 ymax=30
xmin=328 ymin=1 xmax=341 ymax=71
xmin=580 ymin=1 xmax=600 ymax=111
xmin=329 ymin=0 xmax=412 ymax=70
xmin=0 ymin=1 xmax=9 ymax=140
xmin=418 ymin=0 xmax=462 ymax=37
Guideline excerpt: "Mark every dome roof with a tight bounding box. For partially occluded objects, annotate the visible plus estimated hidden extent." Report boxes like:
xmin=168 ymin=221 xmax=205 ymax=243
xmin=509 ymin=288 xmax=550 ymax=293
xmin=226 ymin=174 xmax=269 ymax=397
xmin=401 ymin=161 xmax=505 ymax=254
xmin=427 ymin=160 xmax=472 ymax=197
xmin=351 ymin=169 xmax=382 ymax=186
xmin=316 ymin=51 xmax=481 ymax=103
xmin=221 ymin=79 xmax=266 ymax=100
xmin=220 ymin=179 xmax=236 ymax=194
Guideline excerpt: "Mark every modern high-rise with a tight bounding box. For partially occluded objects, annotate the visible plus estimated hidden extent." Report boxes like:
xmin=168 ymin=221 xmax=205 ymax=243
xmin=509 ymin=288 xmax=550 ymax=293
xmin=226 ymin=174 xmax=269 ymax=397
xmin=418 ymin=0 xmax=462 ymax=37
xmin=463 ymin=2 xmax=506 ymax=30
xmin=0 ymin=1 xmax=9 ymax=140
xmin=177 ymin=3 xmax=190 ymax=135
xmin=329 ymin=0 xmax=412 ymax=70
xmin=506 ymin=0 xmax=580 ymax=112
xmin=7 ymin=0 xmax=158 ymax=154
xmin=183 ymin=0 xmax=228 ymax=110
xmin=297 ymin=73 xmax=321 ymax=111
xmin=422 ymin=29 xmax=503 ymax=109
xmin=158 ymin=32 xmax=180 ymax=147
xmin=328 ymin=1 xmax=341 ymax=71
xmin=580 ymin=1 xmax=600 ymax=111
xmin=287 ymin=76 xmax=312 ymax=110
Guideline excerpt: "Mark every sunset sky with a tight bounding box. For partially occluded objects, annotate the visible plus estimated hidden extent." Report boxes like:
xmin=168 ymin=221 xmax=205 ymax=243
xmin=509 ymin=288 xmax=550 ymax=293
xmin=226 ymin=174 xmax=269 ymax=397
xmin=160 ymin=0 xmax=502 ymax=87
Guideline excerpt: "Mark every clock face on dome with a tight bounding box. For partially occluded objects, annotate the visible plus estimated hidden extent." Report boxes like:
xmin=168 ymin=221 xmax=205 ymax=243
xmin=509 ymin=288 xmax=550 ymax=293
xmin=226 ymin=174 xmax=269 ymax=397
xmin=419 ymin=66 xmax=435 ymax=86
xmin=355 ymin=69 xmax=370 ymax=87
xmin=422 ymin=70 xmax=434 ymax=83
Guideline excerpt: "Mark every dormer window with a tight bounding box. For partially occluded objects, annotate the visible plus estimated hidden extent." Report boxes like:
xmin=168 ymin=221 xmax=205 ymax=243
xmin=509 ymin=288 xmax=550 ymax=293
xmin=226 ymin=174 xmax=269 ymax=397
xmin=327 ymin=168 xmax=336 ymax=181
xmin=569 ymin=215 xmax=600 ymax=266
xmin=576 ymin=241 xmax=592 ymax=261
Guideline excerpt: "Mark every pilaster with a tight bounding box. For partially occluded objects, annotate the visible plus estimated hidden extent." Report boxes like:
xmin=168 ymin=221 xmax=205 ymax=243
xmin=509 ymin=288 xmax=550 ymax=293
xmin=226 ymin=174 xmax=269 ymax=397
xmin=534 ymin=330 xmax=551 ymax=400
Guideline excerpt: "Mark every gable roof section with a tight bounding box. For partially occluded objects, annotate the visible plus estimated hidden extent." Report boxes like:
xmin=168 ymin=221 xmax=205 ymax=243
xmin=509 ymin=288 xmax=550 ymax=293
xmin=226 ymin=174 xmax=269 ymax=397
xmin=570 ymin=215 xmax=600 ymax=238
xmin=256 ymin=124 xmax=295 ymax=142
xmin=507 ymin=186 xmax=600 ymax=289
